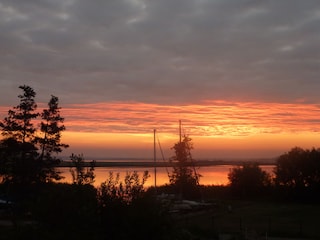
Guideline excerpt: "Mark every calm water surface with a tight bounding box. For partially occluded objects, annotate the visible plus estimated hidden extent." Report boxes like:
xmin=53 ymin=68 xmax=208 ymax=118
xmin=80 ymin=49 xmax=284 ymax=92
xmin=58 ymin=165 xmax=275 ymax=187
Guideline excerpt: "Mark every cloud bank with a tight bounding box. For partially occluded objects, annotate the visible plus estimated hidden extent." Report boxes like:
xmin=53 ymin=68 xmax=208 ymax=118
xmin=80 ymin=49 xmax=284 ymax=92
xmin=1 ymin=0 xmax=320 ymax=105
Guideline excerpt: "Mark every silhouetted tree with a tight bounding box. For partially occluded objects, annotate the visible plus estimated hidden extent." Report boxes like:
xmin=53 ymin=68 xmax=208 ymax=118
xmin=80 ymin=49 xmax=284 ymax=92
xmin=169 ymin=135 xmax=201 ymax=199
xmin=37 ymin=95 xmax=69 ymax=182
xmin=1 ymin=85 xmax=38 ymax=143
xmin=0 ymin=85 xmax=39 ymax=184
xmin=69 ymin=153 xmax=95 ymax=185
xmin=228 ymin=162 xmax=271 ymax=198
xmin=274 ymin=147 xmax=320 ymax=197
xmin=0 ymin=86 xmax=68 ymax=185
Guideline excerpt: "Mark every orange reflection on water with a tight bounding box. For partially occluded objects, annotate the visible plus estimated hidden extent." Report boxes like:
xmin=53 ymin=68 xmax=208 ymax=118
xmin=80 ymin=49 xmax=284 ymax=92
xmin=58 ymin=165 xmax=275 ymax=188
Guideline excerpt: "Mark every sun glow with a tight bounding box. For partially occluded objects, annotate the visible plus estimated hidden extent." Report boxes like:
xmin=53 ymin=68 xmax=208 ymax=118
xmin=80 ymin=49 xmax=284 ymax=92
xmin=60 ymin=101 xmax=320 ymax=137
xmin=1 ymin=100 xmax=320 ymax=158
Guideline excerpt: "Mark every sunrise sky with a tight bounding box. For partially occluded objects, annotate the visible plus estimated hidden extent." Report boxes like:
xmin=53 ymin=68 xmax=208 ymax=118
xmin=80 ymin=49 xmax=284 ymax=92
xmin=1 ymin=1 xmax=320 ymax=160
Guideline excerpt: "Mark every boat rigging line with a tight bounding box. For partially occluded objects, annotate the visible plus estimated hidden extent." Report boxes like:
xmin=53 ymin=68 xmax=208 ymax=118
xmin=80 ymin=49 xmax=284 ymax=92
xmin=156 ymin=133 xmax=170 ymax=178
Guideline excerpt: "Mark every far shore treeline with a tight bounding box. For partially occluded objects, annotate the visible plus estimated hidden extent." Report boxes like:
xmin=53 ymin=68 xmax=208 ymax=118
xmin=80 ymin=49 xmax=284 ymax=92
xmin=58 ymin=159 xmax=276 ymax=168
xmin=1 ymin=86 xmax=320 ymax=240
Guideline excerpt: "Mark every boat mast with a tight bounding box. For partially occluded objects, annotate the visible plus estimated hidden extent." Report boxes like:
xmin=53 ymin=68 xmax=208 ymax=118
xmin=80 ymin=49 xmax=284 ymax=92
xmin=179 ymin=119 xmax=182 ymax=143
xmin=154 ymin=129 xmax=157 ymax=191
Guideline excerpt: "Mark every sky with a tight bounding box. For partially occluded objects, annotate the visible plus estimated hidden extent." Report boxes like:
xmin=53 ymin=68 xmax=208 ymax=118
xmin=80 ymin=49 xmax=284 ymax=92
xmin=1 ymin=0 xmax=320 ymax=160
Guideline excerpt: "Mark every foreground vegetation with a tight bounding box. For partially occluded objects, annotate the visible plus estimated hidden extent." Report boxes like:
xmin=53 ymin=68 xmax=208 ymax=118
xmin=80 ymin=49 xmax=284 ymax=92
xmin=1 ymin=182 xmax=320 ymax=240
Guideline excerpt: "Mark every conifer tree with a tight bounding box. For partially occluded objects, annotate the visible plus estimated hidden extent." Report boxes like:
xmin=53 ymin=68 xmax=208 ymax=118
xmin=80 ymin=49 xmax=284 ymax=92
xmin=0 ymin=85 xmax=68 ymax=184
xmin=0 ymin=85 xmax=39 ymax=184
xmin=37 ymin=95 xmax=69 ymax=182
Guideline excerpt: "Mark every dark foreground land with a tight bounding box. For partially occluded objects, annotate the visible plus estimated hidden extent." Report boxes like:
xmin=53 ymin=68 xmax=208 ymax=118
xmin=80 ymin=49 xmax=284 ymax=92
xmin=1 ymin=185 xmax=320 ymax=240
xmin=172 ymin=200 xmax=320 ymax=240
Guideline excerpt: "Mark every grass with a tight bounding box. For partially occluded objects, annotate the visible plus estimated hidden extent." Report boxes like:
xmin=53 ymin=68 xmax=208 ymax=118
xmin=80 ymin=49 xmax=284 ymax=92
xmin=175 ymin=200 xmax=320 ymax=239
xmin=1 ymin=199 xmax=320 ymax=239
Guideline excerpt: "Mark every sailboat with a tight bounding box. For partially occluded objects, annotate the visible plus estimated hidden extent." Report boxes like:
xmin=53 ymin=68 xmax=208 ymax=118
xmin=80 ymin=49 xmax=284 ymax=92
xmin=153 ymin=122 xmax=211 ymax=212
xmin=153 ymin=120 xmax=200 ymax=193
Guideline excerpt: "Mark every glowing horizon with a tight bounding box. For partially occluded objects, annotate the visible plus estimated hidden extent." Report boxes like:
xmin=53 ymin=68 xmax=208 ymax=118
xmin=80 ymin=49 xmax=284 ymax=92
xmin=61 ymin=101 xmax=320 ymax=134
xmin=1 ymin=100 xmax=320 ymax=159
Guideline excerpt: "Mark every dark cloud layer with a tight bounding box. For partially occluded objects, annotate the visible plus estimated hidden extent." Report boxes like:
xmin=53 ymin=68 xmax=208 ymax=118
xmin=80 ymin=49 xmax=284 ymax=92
xmin=1 ymin=0 xmax=320 ymax=105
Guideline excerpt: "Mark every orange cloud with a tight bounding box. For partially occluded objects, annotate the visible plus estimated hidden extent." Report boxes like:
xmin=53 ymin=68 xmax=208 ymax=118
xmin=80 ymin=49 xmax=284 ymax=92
xmin=61 ymin=101 xmax=320 ymax=137
xmin=1 ymin=101 xmax=320 ymax=158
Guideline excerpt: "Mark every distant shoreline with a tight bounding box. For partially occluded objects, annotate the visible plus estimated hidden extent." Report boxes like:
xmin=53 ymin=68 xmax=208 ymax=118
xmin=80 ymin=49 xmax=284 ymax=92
xmin=59 ymin=159 xmax=276 ymax=168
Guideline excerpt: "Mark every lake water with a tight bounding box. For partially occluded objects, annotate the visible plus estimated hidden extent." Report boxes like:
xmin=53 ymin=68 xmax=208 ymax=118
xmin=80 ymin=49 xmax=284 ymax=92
xmin=58 ymin=165 xmax=275 ymax=187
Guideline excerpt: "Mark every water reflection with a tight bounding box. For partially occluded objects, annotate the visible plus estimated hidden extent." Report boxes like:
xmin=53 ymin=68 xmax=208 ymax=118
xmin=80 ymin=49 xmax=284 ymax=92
xmin=58 ymin=165 xmax=275 ymax=187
